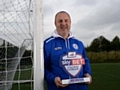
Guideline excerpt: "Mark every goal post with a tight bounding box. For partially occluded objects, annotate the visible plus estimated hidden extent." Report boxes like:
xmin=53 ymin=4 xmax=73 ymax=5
xmin=33 ymin=0 xmax=44 ymax=90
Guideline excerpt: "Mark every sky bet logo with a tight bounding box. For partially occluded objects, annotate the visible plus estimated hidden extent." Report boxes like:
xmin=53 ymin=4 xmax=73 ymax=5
xmin=61 ymin=53 xmax=85 ymax=76
xmin=62 ymin=58 xmax=85 ymax=65
xmin=61 ymin=53 xmax=85 ymax=65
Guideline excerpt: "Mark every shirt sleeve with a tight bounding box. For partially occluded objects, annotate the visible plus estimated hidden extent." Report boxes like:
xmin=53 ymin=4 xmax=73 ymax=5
xmin=44 ymin=41 xmax=56 ymax=84
xmin=82 ymin=43 xmax=92 ymax=75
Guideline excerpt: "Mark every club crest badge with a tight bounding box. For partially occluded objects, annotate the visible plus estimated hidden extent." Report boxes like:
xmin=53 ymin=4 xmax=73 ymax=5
xmin=60 ymin=52 xmax=85 ymax=77
xmin=73 ymin=44 xmax=78 ymax=50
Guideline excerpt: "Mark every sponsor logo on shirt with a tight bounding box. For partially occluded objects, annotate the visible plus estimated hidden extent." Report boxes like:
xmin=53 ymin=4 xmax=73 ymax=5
xmin=54 ymin=47 xmax=62 ymax=50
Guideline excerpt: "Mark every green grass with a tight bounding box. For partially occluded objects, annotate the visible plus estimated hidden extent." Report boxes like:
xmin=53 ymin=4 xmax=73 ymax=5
xmin=11 ymin=63 xmax=120 ymax=90
xmin=88 ymin=63 xmax=120 ymax=90
xmin=11 ymin=83 xmax=33 ymax=90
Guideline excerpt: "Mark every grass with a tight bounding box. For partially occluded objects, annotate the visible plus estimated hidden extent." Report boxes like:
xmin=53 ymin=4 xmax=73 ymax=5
xmin=11 ymin=63 xmax=120 ymax=90
xmin=12 ymin=83 xmax=33 ymax=90
xmin=88 ymin=63 xmax=120 ymax=90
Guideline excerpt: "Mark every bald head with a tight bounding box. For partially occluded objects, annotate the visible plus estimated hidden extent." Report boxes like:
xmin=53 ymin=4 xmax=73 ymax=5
xmin=54 ymin=11 xmax=71 ymax=39
xmin=55 ymin=11 xmax=71 ymax=23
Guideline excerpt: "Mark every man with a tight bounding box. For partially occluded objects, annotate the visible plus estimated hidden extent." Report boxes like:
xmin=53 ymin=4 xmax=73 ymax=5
xmin=44 ymin=11 xmax=92 ymax=90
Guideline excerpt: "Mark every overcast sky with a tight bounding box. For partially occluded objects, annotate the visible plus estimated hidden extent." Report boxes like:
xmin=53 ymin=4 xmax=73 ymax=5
xmin=43 ymin=0 xmax=120 ymax=46
xmin=0 ymin=0 xmax=120 ymax=47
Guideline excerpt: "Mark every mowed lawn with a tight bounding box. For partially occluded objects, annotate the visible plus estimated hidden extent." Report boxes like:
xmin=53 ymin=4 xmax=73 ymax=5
xmin=88 ymin=63 xmax=120 ymax=90
xmin=11 ymin=63 xmax=120 ymax=90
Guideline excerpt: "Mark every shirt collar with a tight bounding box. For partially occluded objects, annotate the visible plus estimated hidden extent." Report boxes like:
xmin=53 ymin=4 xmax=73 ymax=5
xmin=52 ymin=30 xmax=74 ymax=39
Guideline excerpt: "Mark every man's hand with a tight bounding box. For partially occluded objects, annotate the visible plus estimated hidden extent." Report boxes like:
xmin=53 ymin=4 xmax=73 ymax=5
xmin=54 ymin=77 xmax=68 ymax=88
xmin=84 ymin=73 xmax=92 ymax=84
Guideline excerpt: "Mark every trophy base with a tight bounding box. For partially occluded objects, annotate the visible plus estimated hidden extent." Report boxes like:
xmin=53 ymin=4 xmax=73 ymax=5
xmin=62 ymin=77 xmax=90 ymax=84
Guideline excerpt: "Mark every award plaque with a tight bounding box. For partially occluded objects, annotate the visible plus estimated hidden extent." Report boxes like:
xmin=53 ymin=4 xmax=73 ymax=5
xmin=61 ymin=52 xmax=90 ymax=84
xmin=62 ymin=77 xmax=90 ymax=84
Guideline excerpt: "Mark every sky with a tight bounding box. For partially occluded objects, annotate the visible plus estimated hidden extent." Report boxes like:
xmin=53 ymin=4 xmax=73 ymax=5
xmin=43 ymin=0 xmax=120 ymax=47
xmin=0 ymin=0 xmax=120 ymax=47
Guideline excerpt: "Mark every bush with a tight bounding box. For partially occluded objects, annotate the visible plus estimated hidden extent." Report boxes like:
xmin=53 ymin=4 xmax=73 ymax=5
xmin=87 ymin=51 xmax=120 ymax=63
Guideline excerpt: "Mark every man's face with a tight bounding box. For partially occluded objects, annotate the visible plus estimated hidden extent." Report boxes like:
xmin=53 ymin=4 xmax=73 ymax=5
xmin=55 ymin=13 xmax=71 ymax=38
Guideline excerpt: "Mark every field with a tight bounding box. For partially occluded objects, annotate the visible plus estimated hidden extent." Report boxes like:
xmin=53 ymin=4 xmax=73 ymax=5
xmin=11 ymin=63 xmax=120 ymax=90
xmin=88 ymin=63 xmax=120 ymax=90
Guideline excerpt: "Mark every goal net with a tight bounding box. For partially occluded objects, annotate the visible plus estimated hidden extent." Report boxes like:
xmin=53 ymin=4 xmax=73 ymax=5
xmin=0 ymin=0 xmax=34 ymax=90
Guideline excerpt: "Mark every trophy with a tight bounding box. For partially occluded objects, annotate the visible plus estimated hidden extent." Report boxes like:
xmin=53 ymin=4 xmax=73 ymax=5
xmin=61 ymin=52 xmax=90 ymax=84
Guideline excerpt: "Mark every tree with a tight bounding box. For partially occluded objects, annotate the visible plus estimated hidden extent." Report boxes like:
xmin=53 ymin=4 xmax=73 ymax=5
xmin=99 ymin=36 xmax=110 ymax=51
xmin=87 ymin=36 xmax=110 ymax=52
xmin=110 ymin=36 xmax=120 ymax=51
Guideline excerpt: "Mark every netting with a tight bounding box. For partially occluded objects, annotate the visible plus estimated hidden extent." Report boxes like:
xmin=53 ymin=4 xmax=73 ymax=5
xmin=0 ymin=0 xmax=33 ymax=90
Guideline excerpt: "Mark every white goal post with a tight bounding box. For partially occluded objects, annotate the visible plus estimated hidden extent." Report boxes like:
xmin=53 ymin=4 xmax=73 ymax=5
xmin=33 ymin=0 xmax=44 ymax=90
